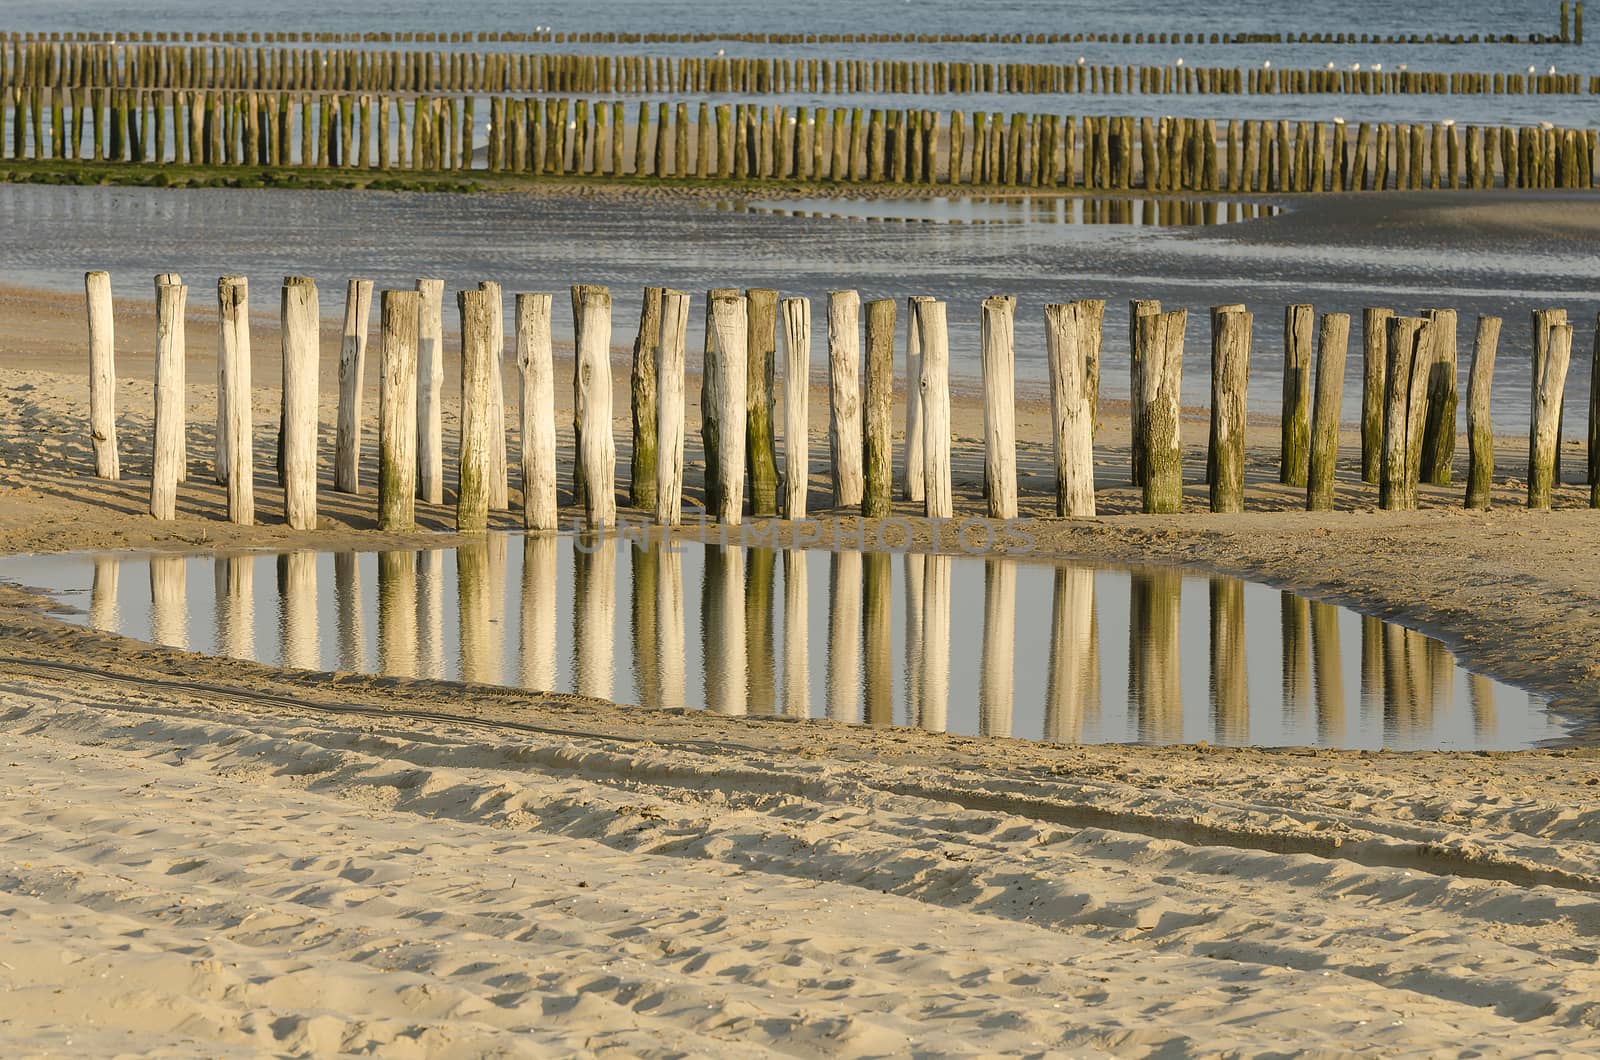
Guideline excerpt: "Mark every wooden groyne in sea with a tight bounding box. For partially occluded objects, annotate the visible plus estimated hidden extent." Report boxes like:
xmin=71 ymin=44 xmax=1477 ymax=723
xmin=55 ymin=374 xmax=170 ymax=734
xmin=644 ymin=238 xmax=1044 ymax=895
xmin=4 ymin=91 xmax=1597 ymax=194
xmin=81 ymin=272 xmax=1600 ymax=537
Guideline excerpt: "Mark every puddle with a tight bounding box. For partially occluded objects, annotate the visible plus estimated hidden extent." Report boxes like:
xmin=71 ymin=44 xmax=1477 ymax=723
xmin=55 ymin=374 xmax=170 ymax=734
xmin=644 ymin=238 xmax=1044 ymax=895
xmin=728 ymin=196 xmax=1279 ymax=227
xmin=0 ymin=537 xmax=1564 ymax=752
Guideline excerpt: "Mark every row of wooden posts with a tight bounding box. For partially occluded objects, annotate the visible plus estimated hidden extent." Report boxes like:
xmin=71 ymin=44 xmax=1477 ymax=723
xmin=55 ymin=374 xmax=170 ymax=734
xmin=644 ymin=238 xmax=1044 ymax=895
xmin=6 ymin=41 xmax=1595 ymax=99
xmin=7 ymin=28 xmax=1572 ymax=47
xmin=10 ymin=89 xmax=1599 ymax=195
xmin=84 ymin=272 xmax=1600 ymax=539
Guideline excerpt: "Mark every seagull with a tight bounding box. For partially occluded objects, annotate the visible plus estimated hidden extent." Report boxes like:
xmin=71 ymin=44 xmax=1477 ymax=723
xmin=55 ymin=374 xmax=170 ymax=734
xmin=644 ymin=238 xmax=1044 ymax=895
xmin=1529 ymin=65 xmax=1537 ymax=74
xmin=1549 ymin=64 xmax=1558 ymax=75
xmin=1372 ymin=63 xmax=1382 ymax=71
xmin=1327 ymin=61 xmax=1336 ymax=69
xmin=1176 ymin=57 xmax=1184 ymax=66
xmin=1077 ymin=56 xmax=1086 ymax=65
xmin=1263 ymin=60 xmax=1271 ymax=68
xmin=1351 ymin=62 xmax=1361 ymax=71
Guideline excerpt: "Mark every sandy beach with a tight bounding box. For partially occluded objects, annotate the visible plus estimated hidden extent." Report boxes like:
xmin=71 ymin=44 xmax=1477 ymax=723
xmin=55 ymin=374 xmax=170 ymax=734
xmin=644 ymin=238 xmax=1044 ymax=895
xmin=1 ymin=225 xmax=1599 ymax=1055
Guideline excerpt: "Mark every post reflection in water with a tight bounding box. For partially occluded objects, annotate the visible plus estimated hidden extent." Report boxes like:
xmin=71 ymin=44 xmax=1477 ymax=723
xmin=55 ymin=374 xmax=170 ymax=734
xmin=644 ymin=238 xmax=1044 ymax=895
xmin=41 ymin=538 xmax=1567 ymax=752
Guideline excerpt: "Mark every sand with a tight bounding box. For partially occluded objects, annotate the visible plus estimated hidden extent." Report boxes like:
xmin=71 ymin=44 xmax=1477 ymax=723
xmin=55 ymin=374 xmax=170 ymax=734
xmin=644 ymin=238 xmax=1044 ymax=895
xmin=2 ymin=276 xmax=1600 ymax=1054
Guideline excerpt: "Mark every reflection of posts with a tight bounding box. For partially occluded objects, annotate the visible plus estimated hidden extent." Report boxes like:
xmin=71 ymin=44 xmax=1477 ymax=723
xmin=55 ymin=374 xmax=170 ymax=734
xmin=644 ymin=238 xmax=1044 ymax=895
xmin=656 ymin=544 xmax=686 ymax=710
xmin=486 ymin=533 xmax=509 ymax=685
xmin=278 ymin=551 xmax=318 ymax=670
xmin=1360 ymin=614 xmax=1384 ymax=725
xmin=333 ymin=552 xmax=368 ymax=672
xmin=90 ymin=555 xmax=120 ymax=632
xmin=1310 ymin=601 xmax=1347 ymax=745
xmin=979 ymin=559 xmax=1016 ymax=738
xmin=457 ymin=538 xmax=491 ymax=684
xmin=1468 ymin=672 xmax=1498 ymax=740
xmin=574 ymin=536 xmax=617 ymax=700
xmin=918 ymin=554 xmax=951 ymax=733
xmin=1280 ymin=592 xmax=1312 ymax=724
xmin=376 ymin=551 xmax=418 ymax=678
xmin=216 ymin=555 xmax=255 ymax=662
xmin=416 ymin=550 xmax=445 ymax=679
xmin=862 ymin=551 xmax=892 ymax=726
xmin=701 ymin=544 xmax=746 ymax=715
xmin=902 ymin=552 xmax=924 ymax=727
xmin=519 ymin=534 xmax=558 ymax=691
xmin=825 ymin=550 xmax=862 ymax=723
xmin=150 ymin=555 xmax=189 ymax=650
xmin=780 ymin=551 xmax=811 ymax=718
xmin=1046 ymin=566 xmax=1099 ymax=744
xmin=1129 ymin=569 xmax=1182 ymax=742
xmin=630 ymin=543 xmax=661 ymax=707
xmin=1208 ymin=578 xmax=1248 ymax=744
xmin=746 ymin=547 xmax=778 ymax=715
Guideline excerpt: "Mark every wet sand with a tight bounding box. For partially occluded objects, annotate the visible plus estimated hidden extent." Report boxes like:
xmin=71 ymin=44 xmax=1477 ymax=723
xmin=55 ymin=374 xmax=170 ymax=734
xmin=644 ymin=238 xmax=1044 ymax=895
xmin=2 ymin=204 xmax=1600 ymax=1051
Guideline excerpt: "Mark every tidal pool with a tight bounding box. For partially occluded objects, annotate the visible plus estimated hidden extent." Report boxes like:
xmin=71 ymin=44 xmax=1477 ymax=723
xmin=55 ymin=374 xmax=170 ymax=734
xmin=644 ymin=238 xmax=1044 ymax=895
xmin=0 ymin=537 xmax=1564 ymax=752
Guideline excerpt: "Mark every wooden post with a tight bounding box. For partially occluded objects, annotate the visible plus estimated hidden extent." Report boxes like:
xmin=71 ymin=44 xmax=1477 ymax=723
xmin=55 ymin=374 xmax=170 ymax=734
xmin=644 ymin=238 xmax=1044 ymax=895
xmin=700 ymin=286 xmax=739 ymax=514
xmin=1361 ymin=307 xmax=1394 ymax=484
xmin=1529 ymin=322 xmax=1573 ymax=510
xmin=979 ymin=294 xmax=1018 ymax=518
xmin=150 ymin=276 xmax=187 ymax=521
xmin=1128 ymin=298 xmax=1160 ymax=486
xmin=1592 ymin=318 xmax=1600 ymax=508
xmin=655 ymin=289 xmax=690 ymax=526
xmin=1138 ymin=309 xmax=1186 ymax=514
xmin=1465 ymin=315 xmax=1501 ymax=510
xmin=1281 ymin=303 xmax=1314 ymax=486
xmin=455 ymin=286 xmax=493 ymax=532
xmin=1380 ymin=316 xmax=1431 ymax=511
xmin=333 ymin=277 xmax=374 ymax=494
xmin=377 ymin=288 xmax=418 ymax=532
xmin=1209 ymin=305 xmax=1251 ymax=513
xmin=862 ymin=298 xmax=896 ymax=518
xmin=1420 ymin=308 xmax=1458 ymax=485
xmin=85 ymin=270 xmax=119 ymax=479
xmin=1307 ymin=312 xmax=1351 ymax=511
xmin=281 ymin=275 xmax=319 ymax=530
xmin=629 ymin=286 xmax=663 ymax=510
xmin=516 ymin=292 xmax=557 ymax=531
xmin=706 ymin=291 xmax=748 ymax=525
xmin=745 ymin=287 xmax=780 ymax=516
xmin=415 ymin=277 xmax=445 ymax=505
xmin=217 ymin=276 xmax=253 ymax=526
xmin=782 ymin=296 xmax=811 ymax=520
xmin=1532 ymin=308 xmax=1570 ymax=487
xmin=903 ymin=295 xmax=934 ymax=501
xmin=573 ymin=284 xmax=617 ymax=528
xmin=917 ymin=299 xmax=953 ymax=519
xmin=480 ymin=280 xmax=509 ymax=510
xmin=826 ymin=289 xmax=864 ymax=507
xmin=1045 ymin=301 xmax=1095 ymax=517
xmin=1076 ymin=299 xmax=1106 ymax=435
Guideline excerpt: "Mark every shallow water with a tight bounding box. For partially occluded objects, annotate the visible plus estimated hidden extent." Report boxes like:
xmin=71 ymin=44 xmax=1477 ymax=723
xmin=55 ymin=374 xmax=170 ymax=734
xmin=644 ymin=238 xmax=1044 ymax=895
xmin=0 ymin=536 xmax=1565 ymax=752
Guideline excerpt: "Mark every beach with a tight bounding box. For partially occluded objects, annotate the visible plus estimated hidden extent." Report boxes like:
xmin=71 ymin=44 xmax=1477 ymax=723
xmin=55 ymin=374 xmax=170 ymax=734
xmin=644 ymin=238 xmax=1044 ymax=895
xmin=3 ymin=194 xmax=1600 ymax=1049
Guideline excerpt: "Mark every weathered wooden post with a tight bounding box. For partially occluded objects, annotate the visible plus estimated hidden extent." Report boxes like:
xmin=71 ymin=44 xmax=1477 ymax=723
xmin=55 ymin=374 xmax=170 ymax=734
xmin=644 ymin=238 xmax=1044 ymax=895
xmin=1128 ymin=298 xmax=1161 ymax=486
xmin=629 ymin=286 xmax=663 ymax=510
xmin=1137 ymin=309 xmax=1186 ymax=513
xmin=707 ymin=290 xmax=749 ymax=524
xmin=700 ymin=286 xmax=739 ymax=513
xmin=782 ymin=296 xmax=811 ymax=520
xmin=516 ymin=292 xmax=557 ymax=531
xmin=574 ymin=284 xmax=617 ymax=528
xmin=1532 ymin=308 xmax=1570 ymax=486
xmin=746 ymin=287 xmax=780 ymax=516
xmin=1045 ymin=301 xmax=1095 ymax=517
xmin=85 ymin=270 xmax=120 ymax=480
xmin=1361 ymin=307 xmax=1394 ymax=484
xmin=863 ymin=297 xmax=896 ymax=518
xmin=1306 ymin=312 xmax=1351 ymax=511
xmin=415 ymin=277 xmax=445 ymax=505
xmin=1465 ymin=315 xmax=1501 ymax=510
xmin=1529 ymin=321 xmax=1573 ymax=510
xmin=655 ymin=289 xmax=690 ymax=526
xmin=281 ymin=275 xmax=319 ymax=530
xmin=479 ymin=280 xmax=509 ymax=511
xmin=377 ymin=288 xmax=418 ymax=532
xmin=917 ymin=299 xmax=953 ymax=519
xmin=1281 ymin=302 xmax=1314 ymax=486
xmin=1209 ymin=305 xmax=1251 ymax=513
xmin=1420 ymin=308 xmax=1458 ymax=485
xmin=333 ymin=277 xmax=374 ymax=494
xmin=150 ymin=276 xmax=187 ymax=521
xmin=218 ymin=275 xmax=253 ymax=526
xmin=903 ymin=295 xmax=934 ymax=501
xmin=979 ymin=294 xmax=1018 ymax=518
xmin=455 ymin=286 xmax=494 ymax=532
xmin=827 ymin=289 xmax=864 ymax=507
xmin=1380 ymin=316 xmax=1432 ymax=511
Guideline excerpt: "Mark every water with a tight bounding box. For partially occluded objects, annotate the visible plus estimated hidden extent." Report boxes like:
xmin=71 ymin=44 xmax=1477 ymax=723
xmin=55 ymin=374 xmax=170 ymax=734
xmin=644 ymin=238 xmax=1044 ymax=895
xmin=1 ymin=182 xmax=1592 ymax=432
xmin=0 ymin=536 xmax=1566 ymax=752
